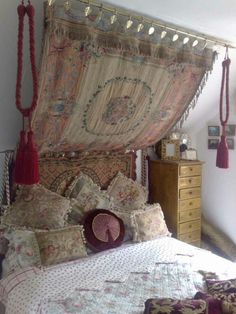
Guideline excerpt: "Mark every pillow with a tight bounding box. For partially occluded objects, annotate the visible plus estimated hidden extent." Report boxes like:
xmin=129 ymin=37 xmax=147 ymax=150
xmin=144 ymin=298 xmax=207 ymax=314
xmin=83 ymin=209 xmax=125 ymax=252
xmin=35 ymin=225 xmax=87 ymax=266
xmin=0 ymin=225 xmax=9 ymax=256
xmin=195 ymin=291 xmax=236 ymax=314
xmin=111 ymin=210 xmax=133 ymax=241
xmin=131 ymin=203 xmax=171 ymax=242
xmin=206 ymin=278 xmax=236 ymax=294
xmin=65 ymin=173 xmax=112 ymax=223
xmin=107 ymin=172 xmax=147 ymax=211
xmin=2 ymin=229 xmax=41 ymax=277
xmin=1 ymin=184 xmax=71 ymax=229
xmin=194 ymin=292 xmax=222 ymax=314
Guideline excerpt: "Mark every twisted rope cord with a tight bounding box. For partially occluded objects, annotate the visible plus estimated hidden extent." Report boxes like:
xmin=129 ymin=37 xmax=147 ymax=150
xmin=15 ymin=2 xmax=38 ymax=124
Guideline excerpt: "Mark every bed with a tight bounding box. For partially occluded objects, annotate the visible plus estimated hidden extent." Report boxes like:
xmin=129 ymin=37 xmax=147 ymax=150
xmin=0 ymin=152 xmax=236 ymax=314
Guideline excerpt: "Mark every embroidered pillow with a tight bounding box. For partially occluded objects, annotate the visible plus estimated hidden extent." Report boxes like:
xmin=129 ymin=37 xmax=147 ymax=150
xmin=66 ymin=173 xmax=112 ymax=223
xmin=2 ymin=229 xmax=41 ymax=277
xmin=131 ymin=203 xmax=171 ymax=242
xmin=144 ymin=298 xmax=207 ymax=314
xmin=35 ymin=225 xmax=87 ymax=266
xmin=83 ymin=209 xmax=125 ymax=252
xmin=1 ymin=184 xmax=71 ymax=229
xmin=107 ymin=172 xmax=147 ymax=211
xmin=206 ymin=278 xmax=236 ymax=294
xmin=194 ymin=292 xmax=222 ymax=314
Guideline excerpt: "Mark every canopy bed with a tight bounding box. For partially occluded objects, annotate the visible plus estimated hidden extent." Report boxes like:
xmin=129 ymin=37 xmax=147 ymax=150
xmin=0 ymin=1 xmax=236 ymax=314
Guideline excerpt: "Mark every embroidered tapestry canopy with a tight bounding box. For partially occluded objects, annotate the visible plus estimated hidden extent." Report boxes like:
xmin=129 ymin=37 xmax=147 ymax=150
xmin=32 ymin=0 xmax=215 ymax=153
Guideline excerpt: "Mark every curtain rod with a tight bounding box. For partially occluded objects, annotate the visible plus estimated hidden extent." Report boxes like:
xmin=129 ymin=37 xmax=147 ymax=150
xmin=48 ymin=0 xmax=236 ymax=49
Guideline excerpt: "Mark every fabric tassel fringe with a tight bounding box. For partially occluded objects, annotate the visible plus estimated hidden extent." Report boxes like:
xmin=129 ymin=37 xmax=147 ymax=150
xmin=14 ymin=130 xmax=39 ymax=185
xmin=216 ymin=134 xmax=228 ymax=169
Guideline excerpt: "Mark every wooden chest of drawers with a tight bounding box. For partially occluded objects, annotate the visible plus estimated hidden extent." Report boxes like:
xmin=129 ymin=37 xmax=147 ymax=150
xmin=149 ymin=160 xmax=203 ymax=246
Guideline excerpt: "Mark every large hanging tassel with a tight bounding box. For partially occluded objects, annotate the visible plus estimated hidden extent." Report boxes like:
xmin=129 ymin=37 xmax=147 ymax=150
xmin=14 ymin=1 xmax=39 ymax=185
xmin=216 ymin=51 xmax=230 ymax=169
xmin=23 ymin=130 xmax=39 ymax=185
xmin=14 ymin=129 xmax=27 ymax=184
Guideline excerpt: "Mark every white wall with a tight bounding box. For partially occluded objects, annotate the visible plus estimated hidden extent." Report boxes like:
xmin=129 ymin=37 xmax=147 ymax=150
xmin=183 ymin=49 xmax=236 ymax=244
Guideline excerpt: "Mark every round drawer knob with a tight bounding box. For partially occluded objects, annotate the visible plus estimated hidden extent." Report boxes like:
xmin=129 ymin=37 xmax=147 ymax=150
xmin=189 ymin=225 xmax=192 ymax=228
xmin=189 ymin=202 xmax=193 ymax=205
xmin=189 ymin=191 xmax=193 ymax=195
xmin=189 ymin=213 xmax=192 ymax=216
xmin=188 ymin=179 xmax=192 ymax=183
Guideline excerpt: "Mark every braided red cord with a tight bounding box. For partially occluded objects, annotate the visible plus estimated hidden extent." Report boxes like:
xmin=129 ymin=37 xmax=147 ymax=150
xmin=219 ymin=57 xmax=230 ymax=135
xmin=15 ymin=3 xmax=38 ymax=121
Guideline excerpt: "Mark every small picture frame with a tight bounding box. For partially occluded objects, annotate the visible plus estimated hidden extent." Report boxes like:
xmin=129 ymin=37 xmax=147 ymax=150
xmin=225 ymin=125 xmax=236 ymax=136
xmin=208 ymin=126 xmax=220 ymax=137
xmin=208 ymin=138 xmax=219 ymax=150
xmin=161 ymin=139 xmax=180 ymax=160
xmin=227 ymin=138 xmax=234 ymax=150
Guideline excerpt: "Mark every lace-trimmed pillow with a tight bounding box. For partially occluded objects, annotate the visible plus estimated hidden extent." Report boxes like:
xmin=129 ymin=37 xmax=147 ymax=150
xmin=1 ymin=184 xmax=70 ymax=230
xmin=107 ymin=172 xmax=147 ymax=211
xmin=65 ymin=173 xmax=112 ymax=223
xmin=131 ymin=203 xmax=171 ymax=242
xmin=35 ymin=225 xmax=87 ymax=266
xmin=144 ymin=298 xmax=207 ymax=314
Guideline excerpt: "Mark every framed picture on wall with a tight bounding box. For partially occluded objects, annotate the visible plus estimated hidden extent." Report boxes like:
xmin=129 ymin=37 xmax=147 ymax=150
xmin=225 ymin=125 xmax=236 ymax=136
xmin=208 ymin=126 xmax=220 ymax=136
xmin=227 ymin=138 xmax=234 ymax=150
xmin=208 ymin=138 xmax=219 ymax=149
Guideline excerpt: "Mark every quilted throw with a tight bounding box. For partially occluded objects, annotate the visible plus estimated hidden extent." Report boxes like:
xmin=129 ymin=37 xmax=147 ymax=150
xmin=32 ymin=1 xmax=215 ymax=153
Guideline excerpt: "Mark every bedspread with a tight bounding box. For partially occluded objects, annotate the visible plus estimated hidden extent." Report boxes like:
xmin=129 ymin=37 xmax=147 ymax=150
xmin=1 ymin=237 xmax=236 ymax=314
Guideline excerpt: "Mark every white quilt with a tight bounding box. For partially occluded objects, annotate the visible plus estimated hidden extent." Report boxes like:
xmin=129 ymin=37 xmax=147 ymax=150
xmin=0 ymin=237 xmax=236 ymax=314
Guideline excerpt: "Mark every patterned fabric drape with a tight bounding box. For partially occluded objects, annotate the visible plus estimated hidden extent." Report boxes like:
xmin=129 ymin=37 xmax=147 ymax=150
xmin=32 ymin=2 xmax=215 ymax=153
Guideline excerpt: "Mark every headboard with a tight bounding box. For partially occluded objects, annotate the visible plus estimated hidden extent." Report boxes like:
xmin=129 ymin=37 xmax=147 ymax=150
xmin=39 ymin=151 xmax=136 ymax=195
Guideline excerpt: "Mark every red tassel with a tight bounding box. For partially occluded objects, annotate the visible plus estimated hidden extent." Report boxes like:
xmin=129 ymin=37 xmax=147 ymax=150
xmin=15 ymin=131 xmax=39 ymax=185
xmin=14 ymin=130 xmax=27 ymax=184
xmin=216 ymin=135 xmax=229 ymax=169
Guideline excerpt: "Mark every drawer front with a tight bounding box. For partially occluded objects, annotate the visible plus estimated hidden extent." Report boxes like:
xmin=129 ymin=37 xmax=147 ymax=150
xmin=179 ymin=176 xmax=201 ymax=189
xmin=179 ymin=165 xmax=201 ymax=177
xmin=179 ymin=198 xmax=201 ymax=211
xmin=178 ymin=229 xmax=201 ymax=243
xmin=179 ymin=208 xmax=201 ymax=223
xmin=179 ymin=187 xmax=201 ymax=200
xmin=189 ymin=240 xmax=201 ymax=247
xmin=179 ymin=220 xmax=201 ymax=234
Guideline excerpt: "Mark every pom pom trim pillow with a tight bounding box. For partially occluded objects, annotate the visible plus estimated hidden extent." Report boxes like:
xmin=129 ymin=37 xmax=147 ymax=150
xmin=65 ymin=173 xmax=112 ymax=223
xmin=35 ymin=225 xmax=87 ymax=266
xmin=131 ymin=203 xmax=171 ymax=242
xmin=1 ymin=184 xmax=71 ymax=229
xmin=107 ymin=172 xmax=147 ymax=211
xmin=83 ymin=209 xmax=125 ymax=252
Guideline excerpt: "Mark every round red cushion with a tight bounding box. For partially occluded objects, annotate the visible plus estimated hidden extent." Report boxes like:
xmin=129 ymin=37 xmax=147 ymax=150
xmin=83 ymin=209 xmax=125 ymax=252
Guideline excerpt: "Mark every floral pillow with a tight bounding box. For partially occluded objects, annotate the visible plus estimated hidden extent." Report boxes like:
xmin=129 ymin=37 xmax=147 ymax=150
xmin=144 ymin=298 xmax=207 ymax=314
xmin=131 ymin=203 xmax=171 ymax=242
xmin=206 ymin=278 xmax=236 ymax=294
xmin=2 ymin=229 xmax=41 ymax=277
xmin=1 ymin=184 xmax=71 ymax=229
xmin=107 ymin=172 xmax=148 ymax=211
xmin=111 ymin=210 xmax=134 ymax=241
xmin=65 ymin=173 xmax=112 ymax=223
xmin=35 ymin=225 xmax=87 ymax=266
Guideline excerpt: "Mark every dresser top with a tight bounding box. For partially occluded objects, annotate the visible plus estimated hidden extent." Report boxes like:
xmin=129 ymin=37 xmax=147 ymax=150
xmin=150 ymin=159 xmax=204 ymax=166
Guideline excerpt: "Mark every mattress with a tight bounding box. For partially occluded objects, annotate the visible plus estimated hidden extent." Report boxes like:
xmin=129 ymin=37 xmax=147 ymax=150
xmin=0 ymin=237 xmax=236 ymax=314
